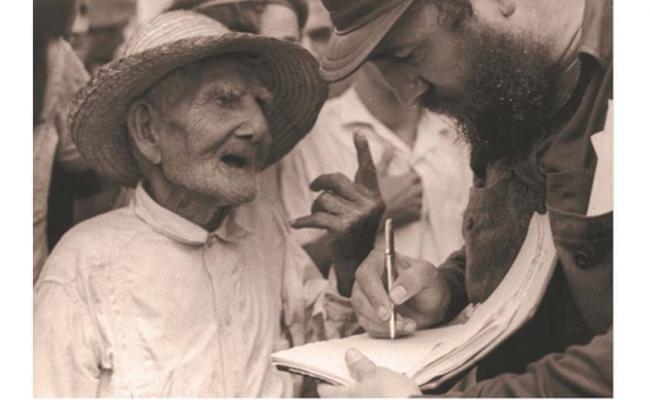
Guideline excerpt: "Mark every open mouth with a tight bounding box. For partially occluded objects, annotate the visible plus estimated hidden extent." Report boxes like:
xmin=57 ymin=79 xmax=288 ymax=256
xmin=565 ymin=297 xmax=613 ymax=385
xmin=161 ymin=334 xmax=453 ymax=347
xmin=220 ymin=153 xmax=251 ymax=169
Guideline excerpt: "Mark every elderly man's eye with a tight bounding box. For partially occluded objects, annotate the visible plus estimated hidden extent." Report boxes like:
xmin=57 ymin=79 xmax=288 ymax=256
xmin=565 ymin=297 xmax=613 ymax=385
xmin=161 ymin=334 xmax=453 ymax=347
xmin=212 ymin=91 xmax=241 ymax=107
xmin=255 ymin=87 xmax=274 ymax=108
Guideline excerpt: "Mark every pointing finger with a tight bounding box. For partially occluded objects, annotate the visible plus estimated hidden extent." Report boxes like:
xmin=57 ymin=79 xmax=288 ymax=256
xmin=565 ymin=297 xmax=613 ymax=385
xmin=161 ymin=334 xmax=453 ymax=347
xmin=353 ymin=132 xmax=380 ymax=193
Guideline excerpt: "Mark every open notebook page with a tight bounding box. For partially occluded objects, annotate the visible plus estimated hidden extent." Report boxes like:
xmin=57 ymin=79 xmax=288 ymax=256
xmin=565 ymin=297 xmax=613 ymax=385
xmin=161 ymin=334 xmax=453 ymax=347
xmin=272 ymin=213 xmax=556 ymax=387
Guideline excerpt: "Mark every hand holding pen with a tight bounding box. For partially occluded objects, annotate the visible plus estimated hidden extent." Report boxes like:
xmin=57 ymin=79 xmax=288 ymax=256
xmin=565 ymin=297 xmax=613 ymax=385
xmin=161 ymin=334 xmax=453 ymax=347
xmin=349 ymin=242 xmax=453 ymax=338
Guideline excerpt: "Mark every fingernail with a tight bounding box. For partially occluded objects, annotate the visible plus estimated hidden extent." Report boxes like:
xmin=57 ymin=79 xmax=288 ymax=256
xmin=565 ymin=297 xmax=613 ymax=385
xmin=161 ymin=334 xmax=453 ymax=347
xmin=390 ymin=286 xmax=408 ymax=304
xmin=404 ymin=322 xmax=416 ymax=332
xmin=377 ymin=306 xmax=390 ymax=321
xmin=288 ymin=219 xmax=295 ymax=225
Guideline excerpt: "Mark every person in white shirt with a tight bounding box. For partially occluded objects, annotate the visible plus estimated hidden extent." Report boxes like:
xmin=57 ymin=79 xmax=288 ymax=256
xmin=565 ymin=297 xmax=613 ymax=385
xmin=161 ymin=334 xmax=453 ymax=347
xmin=283 ymin=62 xmax=473 ymax=273
xmin=33 ymin=11 xmax=383 ymax=397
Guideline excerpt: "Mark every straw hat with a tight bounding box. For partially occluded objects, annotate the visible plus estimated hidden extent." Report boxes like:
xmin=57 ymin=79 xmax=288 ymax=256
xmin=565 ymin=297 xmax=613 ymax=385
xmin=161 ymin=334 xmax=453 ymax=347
xmin=70 ymin=10 xmax=328 ymax=187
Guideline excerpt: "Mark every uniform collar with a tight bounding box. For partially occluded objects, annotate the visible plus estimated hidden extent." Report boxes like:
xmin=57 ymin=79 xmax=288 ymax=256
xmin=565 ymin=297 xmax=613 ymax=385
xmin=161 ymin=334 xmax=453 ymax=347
xmin=578 ymin=0 xmax=612 ymax=66
xmin=132 ymin=182 xmax=251 ymax=246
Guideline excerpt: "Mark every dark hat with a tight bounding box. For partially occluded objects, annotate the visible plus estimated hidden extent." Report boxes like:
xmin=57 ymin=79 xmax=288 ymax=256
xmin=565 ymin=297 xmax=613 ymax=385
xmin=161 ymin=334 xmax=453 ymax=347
xmin=320 ymin=0 xmax=414 ymax=82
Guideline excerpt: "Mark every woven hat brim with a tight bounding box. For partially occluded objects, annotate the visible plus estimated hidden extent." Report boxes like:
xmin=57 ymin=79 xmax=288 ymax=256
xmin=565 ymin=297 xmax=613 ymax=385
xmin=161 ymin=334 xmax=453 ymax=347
xmin=70 ymin=33 xmax=328 ymax=187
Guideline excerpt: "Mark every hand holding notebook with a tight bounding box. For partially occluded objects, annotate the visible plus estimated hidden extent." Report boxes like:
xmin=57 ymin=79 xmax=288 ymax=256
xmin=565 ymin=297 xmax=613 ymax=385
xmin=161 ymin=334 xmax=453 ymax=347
xmin=272 ymin=212 xmax=557 ymax=389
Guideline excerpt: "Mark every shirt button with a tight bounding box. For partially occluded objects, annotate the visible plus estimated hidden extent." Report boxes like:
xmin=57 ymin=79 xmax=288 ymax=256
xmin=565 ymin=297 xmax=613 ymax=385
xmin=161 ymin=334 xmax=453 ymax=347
xmin=224 ymin=315 xmax=232 ymax=326
xmin=574 ymin=251 xmax=591 ymax=268
xmin=466 ymin=217 xmax=475 ymax=231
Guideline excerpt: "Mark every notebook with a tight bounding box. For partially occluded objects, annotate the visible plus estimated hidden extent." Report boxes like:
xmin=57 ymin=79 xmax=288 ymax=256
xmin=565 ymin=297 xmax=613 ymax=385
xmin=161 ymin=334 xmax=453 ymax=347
xmin=271 ymin=212 xmax=557 ymax=389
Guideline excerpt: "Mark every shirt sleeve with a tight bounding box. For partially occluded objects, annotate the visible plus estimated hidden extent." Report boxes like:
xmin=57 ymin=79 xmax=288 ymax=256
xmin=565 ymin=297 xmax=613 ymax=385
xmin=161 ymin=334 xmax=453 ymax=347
xmin=277 ymin=147 xmax=324 ymax=247
xmin=442 ymin=329 xmax=612 ymax=397
xmin=34 ymin=279 xmax=102 ymax=397
xmin=437 ymin=247 xmax=469 ymax=322
xmin=279 ymin=219 xmax=358 ymax=347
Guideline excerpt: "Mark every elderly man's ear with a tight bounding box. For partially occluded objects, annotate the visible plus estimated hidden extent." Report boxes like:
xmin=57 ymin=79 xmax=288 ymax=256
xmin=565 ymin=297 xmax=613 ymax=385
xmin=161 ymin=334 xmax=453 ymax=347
xmin=126 ymin=100 xmax=163 ymax=165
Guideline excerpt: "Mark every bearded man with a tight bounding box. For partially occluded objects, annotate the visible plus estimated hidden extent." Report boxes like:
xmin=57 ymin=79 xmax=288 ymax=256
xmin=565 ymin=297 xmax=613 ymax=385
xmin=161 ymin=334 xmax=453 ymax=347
xmin=301 ymin=0 xmax=612 ymax=397
xmin=33 ymin=10 xmax=382 ymax=397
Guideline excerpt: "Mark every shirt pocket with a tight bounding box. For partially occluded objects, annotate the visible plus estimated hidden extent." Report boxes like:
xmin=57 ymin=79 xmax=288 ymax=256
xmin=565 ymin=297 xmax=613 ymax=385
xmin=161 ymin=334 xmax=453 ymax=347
xmin=546 ymin=168 xmax=594 ymax=214
xmin=548 ymin=206 xmax=612 ymax=334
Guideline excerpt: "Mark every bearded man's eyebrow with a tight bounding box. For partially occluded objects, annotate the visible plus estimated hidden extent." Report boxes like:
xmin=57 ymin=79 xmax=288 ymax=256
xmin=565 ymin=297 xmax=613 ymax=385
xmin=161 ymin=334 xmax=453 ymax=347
xmin=369 ymin=42 xmax=418 ymax=61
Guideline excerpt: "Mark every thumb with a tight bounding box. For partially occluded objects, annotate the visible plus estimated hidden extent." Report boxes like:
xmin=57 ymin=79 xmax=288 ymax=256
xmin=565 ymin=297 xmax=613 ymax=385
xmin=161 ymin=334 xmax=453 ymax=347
xmin=389 ymin=256 xmax=433 ymax=305
xmin=345 ymin=348 xmax=378 ymax=381
xmin=353 ymin=132 xmax=380 ymax=193
xmin=317 ymin=383 xmax=347 ymax=398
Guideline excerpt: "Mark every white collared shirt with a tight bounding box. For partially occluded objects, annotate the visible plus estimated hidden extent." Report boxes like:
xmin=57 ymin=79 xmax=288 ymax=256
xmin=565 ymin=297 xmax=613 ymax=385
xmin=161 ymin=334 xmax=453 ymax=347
xmin=279 ymin=87 xmax=473 ymax=265
xmin=34 ymin=183 xmax=354 ymax=397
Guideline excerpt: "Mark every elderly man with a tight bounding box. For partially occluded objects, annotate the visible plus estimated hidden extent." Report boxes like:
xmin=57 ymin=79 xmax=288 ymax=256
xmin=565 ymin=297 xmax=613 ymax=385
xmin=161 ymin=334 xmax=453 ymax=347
xmin=33 ymin=10 xmax=381 ymax=397
xmin=304 ymin=0 xmax=612 ymax=397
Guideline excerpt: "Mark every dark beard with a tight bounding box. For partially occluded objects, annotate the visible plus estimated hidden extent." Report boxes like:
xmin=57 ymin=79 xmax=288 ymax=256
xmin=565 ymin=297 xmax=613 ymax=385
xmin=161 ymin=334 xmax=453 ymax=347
xmin=421 ymin=24 xmax=553 ymax=162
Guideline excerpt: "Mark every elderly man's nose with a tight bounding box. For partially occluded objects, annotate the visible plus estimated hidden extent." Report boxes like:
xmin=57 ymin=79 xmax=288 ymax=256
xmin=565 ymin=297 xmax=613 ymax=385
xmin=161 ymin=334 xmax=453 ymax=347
xmin=234 ymin=95 xmax=269 ymax=142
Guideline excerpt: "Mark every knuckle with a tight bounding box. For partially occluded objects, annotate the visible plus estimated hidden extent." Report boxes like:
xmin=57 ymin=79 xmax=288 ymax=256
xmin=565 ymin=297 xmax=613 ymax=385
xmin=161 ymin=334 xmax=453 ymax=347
xmin=332 ymin=172 xmax=348 ymax=183
xmin=354 ymin=266 xmax=367 ymax=281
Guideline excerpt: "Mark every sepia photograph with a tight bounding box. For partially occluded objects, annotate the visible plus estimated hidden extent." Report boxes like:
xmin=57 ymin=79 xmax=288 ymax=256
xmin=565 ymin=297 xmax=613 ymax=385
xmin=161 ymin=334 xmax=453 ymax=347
xmin=24 ymin=0 xmax=627 ymax=397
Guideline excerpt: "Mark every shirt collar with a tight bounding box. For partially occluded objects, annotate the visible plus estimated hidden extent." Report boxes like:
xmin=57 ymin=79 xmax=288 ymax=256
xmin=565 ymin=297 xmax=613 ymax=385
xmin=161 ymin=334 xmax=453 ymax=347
xmin=132 ymin=182 xmax=251 ymax=246
xmin=336 ymin=87 xmax=443 ymax=157
xmin=337 ymin=87 xmax=386 ymax=132
xmin=578 ymin=0 xmax=612 ymax=66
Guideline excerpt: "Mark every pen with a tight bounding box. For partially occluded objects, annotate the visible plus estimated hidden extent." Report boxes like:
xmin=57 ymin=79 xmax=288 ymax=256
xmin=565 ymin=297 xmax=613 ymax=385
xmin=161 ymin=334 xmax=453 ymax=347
xmin=385 ymin=218 xmax=396 ymax=340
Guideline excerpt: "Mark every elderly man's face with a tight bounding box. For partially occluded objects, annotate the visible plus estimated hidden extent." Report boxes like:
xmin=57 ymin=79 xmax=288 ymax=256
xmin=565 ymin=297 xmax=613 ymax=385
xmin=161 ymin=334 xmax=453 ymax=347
xmin=152 ymin=57 xmax=272 ymax=206
xmin=371 ymin=2 xmax=552 ymax=159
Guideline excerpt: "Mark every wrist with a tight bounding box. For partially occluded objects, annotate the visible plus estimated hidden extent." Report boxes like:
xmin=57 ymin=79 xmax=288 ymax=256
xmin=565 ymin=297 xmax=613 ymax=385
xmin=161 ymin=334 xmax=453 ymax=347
xmin=332 ymin=251 xmax=368 ymax=297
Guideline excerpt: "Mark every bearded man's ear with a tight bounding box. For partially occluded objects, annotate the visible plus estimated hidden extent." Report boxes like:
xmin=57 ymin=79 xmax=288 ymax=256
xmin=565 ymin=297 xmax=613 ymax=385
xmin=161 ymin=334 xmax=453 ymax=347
xmin=126 ymin=100 xmax=163 ymax=165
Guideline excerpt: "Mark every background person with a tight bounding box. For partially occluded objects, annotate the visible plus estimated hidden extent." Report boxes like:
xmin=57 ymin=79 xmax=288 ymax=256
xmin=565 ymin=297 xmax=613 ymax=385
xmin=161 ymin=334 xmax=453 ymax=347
xmin=33 ymin=0 xmax=95 ymax=282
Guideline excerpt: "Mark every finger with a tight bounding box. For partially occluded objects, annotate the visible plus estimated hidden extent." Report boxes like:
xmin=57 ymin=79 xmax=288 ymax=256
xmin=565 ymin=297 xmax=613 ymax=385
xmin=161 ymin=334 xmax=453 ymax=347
xmin=317 ymin=383 xmax=348 ymax=398
xmin=346 ymin=348 xmax=377 ymax=381
xmin=289 ymin=212 xmax=344 ymax=232
xmin=310 ymin=173 xmax=365 ymax=203
xmin=353 ymin=132 xmax=380 ymax=193
xmin=390 ymin=256 xmax=437 ymax=305
xmin=311 ymin=191 xmax=354 ymax=215
xmin=354 ymin=251 xmax=393 ymax=321
xmin=351 ymin=287 xmax=390 ymax=332
xmin=358 ymin=312 xmax=417 ymax=338
xmin=376 ymin=149 xmax=394 ymax=176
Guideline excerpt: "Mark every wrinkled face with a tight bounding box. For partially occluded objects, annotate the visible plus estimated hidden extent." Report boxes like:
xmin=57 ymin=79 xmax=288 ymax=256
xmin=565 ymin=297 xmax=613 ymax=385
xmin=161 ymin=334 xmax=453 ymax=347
xmin=371 ymin=1 xmax=553 ymax=159
xmin=260 ymin=3 xmax=300 ymax=42
xmin=152 ymin=57 xmax=272 ymax=206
